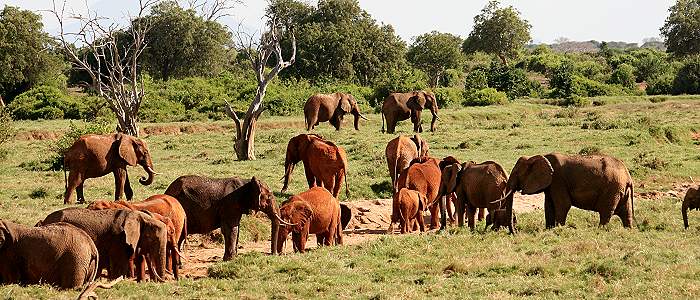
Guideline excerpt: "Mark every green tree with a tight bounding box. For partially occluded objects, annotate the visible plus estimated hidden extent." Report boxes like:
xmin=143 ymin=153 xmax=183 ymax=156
xmin=661 ymin=0 xmax=700 ymax=57
xmin=609 ymin=63 xmax=636 ymax=88
xmin=462 ymin=0 xmax=531 ymax=65
xmin=140 ymin=1 xmax=231 ymax=81
xmin=407 ymin=31 xmax=464 ymax=87
xmin=0 ymin=6 xmax=65 ymax=101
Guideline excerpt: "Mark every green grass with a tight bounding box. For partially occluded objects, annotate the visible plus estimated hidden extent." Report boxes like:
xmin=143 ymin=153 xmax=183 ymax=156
xmin=1 ymin=96 xmax=700 ymax=298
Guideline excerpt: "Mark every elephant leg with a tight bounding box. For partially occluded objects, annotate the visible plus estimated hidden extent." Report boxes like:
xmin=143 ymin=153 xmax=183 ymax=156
xmin=477 ymin=208 xmax=485 ymax=221
xmin=299 ymin=230 xmax=309 ymax=253
xmin=221 ymin=213 xmax=242 ymax=261
xmin=292 ymin=232 xmax=302 ymax=253
xmin=113 ymin=168 xmax=127 ymax=200
xmin=76 ymin=182 xmax=86 ymax=204
xmin=456 ymin=192 xmax=466 ymax=227
xmin=400 ymin=219 xmax=407 ymax=234
xmin=554 ymin=204 xmax=571 ymax=227
xmin=417 ymin=212 xmax=426 ymax=232
xmin=135 ymin=255 xmax=146 ymax=282
xmin=544 ymin=191 xmax=555 ymax=229
xmin=387 ymin=117 xmax=396 ymax=134
xmin=617 ymin=198 xmax=634 ymax=228
xmin=428 ymin=202 xmax=439 ymax=229
xmin=333 ymin=173 xmax=343 ymax=199
xmin=64 ymin=171 xmax=82 ymax=204
xmin=303 ymin=163 xmax=316 ymax=189
xmin=447 ymin=194 xmax=456 ymax=224
xmin=598 ymin=210 xmax=614 ymax=226
xmin=466 ymin=203 xmax=477 ymax=230
xmin=124 ymin=171 xmax=133 ymax=201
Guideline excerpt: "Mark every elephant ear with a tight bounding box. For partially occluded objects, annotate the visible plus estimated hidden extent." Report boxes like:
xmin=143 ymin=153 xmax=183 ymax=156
xmin=338 ymin=94 xmax=351 ymax=113
xmin=407 ymin=94 xmax=426 ymax=111
xmin=444 ymin=164 xmax=462 ymax=194
xmin=521 ymin=155 xmax=554 ymax=194
xmin=120 ymin=212 xmax=141 ymax=255
xmin=292 ymin=201 xmax=314 ymax=232
xmin=417 ymin=192 xmax=427 ymax=212
xmin=0 ymin=221 xmax=11 ymax=249
xmin=423 ymin=92 xmax=436 ymax=108
xmin=118 ymin=135 xmax=138 ymax=166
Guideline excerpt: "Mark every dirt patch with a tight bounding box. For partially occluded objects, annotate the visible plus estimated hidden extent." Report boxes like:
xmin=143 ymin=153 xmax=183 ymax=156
xmin=14 ymin=130 xmax=62 ymax=141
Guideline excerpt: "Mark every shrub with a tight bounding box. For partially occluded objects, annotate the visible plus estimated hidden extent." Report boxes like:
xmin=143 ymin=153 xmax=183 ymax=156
xmin=672 ymin=56 xmax=700 ymax=95
xmin=486 ymin=62 xmax=540 ymax=100
xmin=646 ymin=73 xmax=674 ymax=95
xmin=440 ymin=69 xmax=465 ymax=88
xmin=632 ymin=51 xmax=669 ymax=82
xmin=48 ymin=121 xmax=113 ymax=171
xmin=462 ymin=88 xmax=508 ymax=106
xmin=8 ymin=86 xmax=86 ymax=120
xmin=434 ymin=87 xmax=464 ymax=108
xmin=561 ymin=95 xmax=591 ymax=107
xmin=609 ymin=63 xmax=636 ymax=88
xmin=549 ymin=61 xmax=576 ymax=98
xmin=463 ymin=68 xmax=489 ymax=91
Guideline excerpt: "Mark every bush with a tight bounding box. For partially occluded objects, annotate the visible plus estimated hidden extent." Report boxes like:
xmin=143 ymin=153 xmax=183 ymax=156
xmin=433 ymin=87 xmax=464 ymax=108
xmin=8 ymin=86 xmax=86 ymax=120
xmin=48 ymin=121 xmax=113 ymax=171
xmin=549 ymin=61 xmax=576 ymax=98
xmin=646 ymin=73 xmax=674 ymax=95
xmin=632 ymin=50 xmax=669 ymax=82
xmin=609 ymin=63 xmax=636 ymax=88
xmin=440 ymin=69 xmax=465 ymax=88
xmin=672 ymin=56 xmax=700 ymax=95
xmin=561 ymin=95 xmax=591 ymax=107
xmin=487 ymin=62 xmax=540 ymax=100
xmin=463 ymin=68 xmax=489 ymax=91
xmin=462 ymin=88 xmax=508 ymax=106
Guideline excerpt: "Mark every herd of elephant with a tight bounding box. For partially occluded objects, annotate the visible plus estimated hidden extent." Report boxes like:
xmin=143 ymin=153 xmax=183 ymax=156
xmin=2 ymin=90 xmax=700 ymax=292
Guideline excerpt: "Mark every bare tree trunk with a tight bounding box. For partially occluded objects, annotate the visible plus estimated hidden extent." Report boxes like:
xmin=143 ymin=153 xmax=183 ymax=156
xmin=225 ymin=86 xmax=266 ymax=160
xmin=0 ymin=95 xmax=5 ymax=108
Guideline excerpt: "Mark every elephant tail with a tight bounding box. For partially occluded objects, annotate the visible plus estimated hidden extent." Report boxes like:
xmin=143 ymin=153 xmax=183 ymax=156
xmin=629 ymin=181 xmax=636 ymax=223
xmin=344 ymin=169 xmax=350 ymax=200
xmin=381 ymin=112 xmax=385 ymax=133
xmin=63 ymin=156 xmax=68 ymax=191
xmin=179 ymin=217 xmax=188 ymax=253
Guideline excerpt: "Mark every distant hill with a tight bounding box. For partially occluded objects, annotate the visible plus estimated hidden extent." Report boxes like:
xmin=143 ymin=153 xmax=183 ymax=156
xmin=527 ymin=40 xmax=667 ymax=53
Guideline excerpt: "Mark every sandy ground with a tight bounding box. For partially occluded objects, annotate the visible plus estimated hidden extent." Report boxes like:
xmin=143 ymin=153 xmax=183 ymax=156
xmin=178 ymin=193 xmax=546 ymax=279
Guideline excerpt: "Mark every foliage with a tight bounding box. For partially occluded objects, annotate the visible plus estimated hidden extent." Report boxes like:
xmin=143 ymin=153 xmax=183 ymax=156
xmin=631 ymin=49 xmax=670 ymax=82
xmin=462 ymin=0 xmax=532 ymax=65
xmin=439 ymin=69 xmax=465 ymax=88
xmin=672 ymin=55 xmax=700 ymax=94
xmin=139 ymin=1 xmax=232 ymax=81
xmin=7 ymin=86 xmax=85 ymax=120
xmin=646 ymin=73 xmax=675 ymax=95
xmin=272 ymin=0 xmax=407 ymax=86
xmin=407 ymin=31 xmax=464 ymax=87
xmin=48 ymin=120 xmax=113 ymax=171
xmin=462 ymin=87 xmax=508 ymax=106
xmin=0 ymin=6 xmax=66 ymax=101
xmin=609 ymin=63 xmax=636 ymax=88
xmin=486 ymin=62 xmax=540 ymax=99
xmin=433 ymin=87 xmax=464 ymax=108
xmin=661 ymin=0 xmax=700 ymax=57
xmin=0 ymin=107 xmax=14 ymax=158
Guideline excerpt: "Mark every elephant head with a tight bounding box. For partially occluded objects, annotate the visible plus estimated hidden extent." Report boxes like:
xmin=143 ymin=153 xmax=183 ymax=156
xmin=407 ymin=91 xmax=439 ymax=132
xmin=503 ymin=155 xmax=554 ymax=196
xmin=682 ymin=186 xmax=700 ymax=229
xmin=142 ymin=211 xmax=181 ymax=279
xmin=118 ymin=134 xmax=159 ymax=185
xmin=335 ymin=93 xmax=368 ymax=130
xmin=435 ymin=163 xmax=462 ymax=205
xmin=244 ymin=177 xmax=293 ymax=255
xmin=276 ymin=198 xmax=314 ymax=253
xmin=281 ymin=134 xmax=317 ymax=193
xmin=409 ymin=134 xmax=430 ymax=158
xmin=122 ymin=211 xmax=168 ymax=282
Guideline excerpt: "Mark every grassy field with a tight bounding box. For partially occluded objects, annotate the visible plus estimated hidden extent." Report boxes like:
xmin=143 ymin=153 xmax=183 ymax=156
xmin=1 ymin=95 xmax=700 ymax=298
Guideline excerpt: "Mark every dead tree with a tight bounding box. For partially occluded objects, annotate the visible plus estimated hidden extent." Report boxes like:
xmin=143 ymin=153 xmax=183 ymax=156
xmin=225 ymin=20 xmax=295 ymax=160
xmin=50 ymin=0 xmax=158 ymax=137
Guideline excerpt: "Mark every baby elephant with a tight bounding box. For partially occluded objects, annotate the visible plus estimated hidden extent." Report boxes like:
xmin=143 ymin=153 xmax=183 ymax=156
xmin=485 ymin=209 xmax=518 ymax=231
xmin=0 ymin=220 xmax=99 ymax=289
xmin=682 ymin=186 xmax=700 ymax=229
xmin=394 ymin=188 xmax=427 ymax=234
xmin=277 ymin=187 xmax=343 ymax=254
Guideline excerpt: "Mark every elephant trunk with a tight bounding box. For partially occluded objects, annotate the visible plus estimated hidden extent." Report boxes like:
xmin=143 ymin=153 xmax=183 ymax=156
xmin=353 ymin=112 xmax=360 ymax=130
xmin=268 ymin=201 xmax=281 ymax=255
xmin=281 ymin=162 xmax=295 ymax=193
xmin=683 ymin=199 xmax=690 ymax=229
xmin=149 ymin=239 xmax=167 ymax=282
xmin=139 ymin=163 xmax=157 ymax=185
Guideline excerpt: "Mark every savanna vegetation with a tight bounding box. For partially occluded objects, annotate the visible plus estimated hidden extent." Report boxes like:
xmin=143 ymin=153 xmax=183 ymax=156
xmin=1 ymin=0 xmax=700 ymax=298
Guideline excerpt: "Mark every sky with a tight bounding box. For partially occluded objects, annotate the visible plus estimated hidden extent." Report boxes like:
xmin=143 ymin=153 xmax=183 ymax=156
xmin=0 ymin=0 xmax=675 ymax=44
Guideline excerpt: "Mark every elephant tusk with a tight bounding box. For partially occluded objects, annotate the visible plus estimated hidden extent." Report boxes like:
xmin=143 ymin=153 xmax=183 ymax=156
xmin=273 ymin=213 xmax=298 ymax=227
xmin=145 ymin=166 xmax=162 ymax=175
xmin=490 ymin=189 xmax=514 ymax=205
xmin=434 ymin=115 xmax=440 ymax=120
xmin=173 ymin=247 xmax=186 ymax=261
xmin=359 ymin=114 xmax=369 ymax=121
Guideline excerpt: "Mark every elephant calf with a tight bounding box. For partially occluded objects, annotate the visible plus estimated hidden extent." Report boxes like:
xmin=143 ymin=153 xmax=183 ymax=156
xmin=485 ymin=209 xmax=518 ymax=231
xmin=391 ymin=188 xmax=427 ymax=234
xmin=682 ymin=185 xmax=700 ymax=229
xmin=277 ymin=187 xmax=344 ymax=254
xmin=0 ymin=220 xmax=99 ymax=289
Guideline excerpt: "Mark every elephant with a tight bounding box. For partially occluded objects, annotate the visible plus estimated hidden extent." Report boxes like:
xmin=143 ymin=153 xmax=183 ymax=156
xmin=392 ymin=157 xmax=442 ymax=230
xmin=385 ymin=134 xmax=429 ymax=188
xmin=39 ymin=208 xmax=168 ymax=282
xmin=435 ymin=161 xmax=508 ymax=231
xmin=134 ymin=211 xmax=180 ymax=281
xmin=494 ymin=153 xmax=635 ymax=230
xmin=63 ymin=133 xmax=160 ymax=204
xmin=485 ymin=209 xmax=518 ymax=231
xmin=281 ymin=134 xmax=349 ymax=199
xmin=381 ymin=91 xmax=439 ymax=134
xmin=682 ymin=185 xmax=700 ymax=229
xmin=88 ymin=196 xmax=186 ymax=279
xmin=0 ymin=220 xmax=99 ymax=289
xmin=392 ymin=188 xmax=427 ymax=234
xmin=304 ymin=93 xmax=368 ymax=131
xmin=164 ymin=175 xmax=294 ymax=260
xmin=437 ymin=156 xmax=484 ymax=224
xmin=276 ymin=187 xmax=343 ymax=254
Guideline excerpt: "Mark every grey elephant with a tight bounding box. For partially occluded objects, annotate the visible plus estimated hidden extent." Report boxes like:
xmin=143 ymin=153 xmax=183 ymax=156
xmin=682 ymin=185 xmax=700 ymax=229
xmin=64 ymin=133 xmax=160 ymax=204
xmin=39 ymin=208 xmax=168 ymax=282
xmin=493 ymin=153 xmax=635 ymax=230
xmin=304 ymin=93 xmax=368 ymax=131
xmin=381 ymin=91 xmax=439 ymax=134
xmin=434 ymin=161 xmax=509 ymax=231
xmin=0 ymin=220 xmax=99 ymax=289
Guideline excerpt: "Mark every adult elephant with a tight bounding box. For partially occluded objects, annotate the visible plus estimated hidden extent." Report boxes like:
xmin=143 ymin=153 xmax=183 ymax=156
xmin=434 ymin=161 xmax=508 ymax=231
xmin=304 ymin=93 xmax=368 ymax=131
xmin=276 ymin=187 xmax=343 ymax=254
xmin=281 ymin=134 xmax=349 ymax=199
xmin=381 ymin=91 xmax=439 ymax=134
xmin=385 ymin=134 xmax=429 ymax=188
xmin=0 ymin=220 xmax=99 ymax=289
xmin=63 ymin=133 xmax=160 ymax=204
xmin=87 ymin=195 xmax=186 ymax=279
xmin=392 ymin=157 xmax=442 ymax=230
xmin=493 ymin=153 xmax=635 ymax=229
xmin=39 ymin=208 xmax=168 ymax=282
xmin=682 ymin=185 xmax=700 ymax=229
xmin=165 ymin=175 xmax=293 ymax=260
